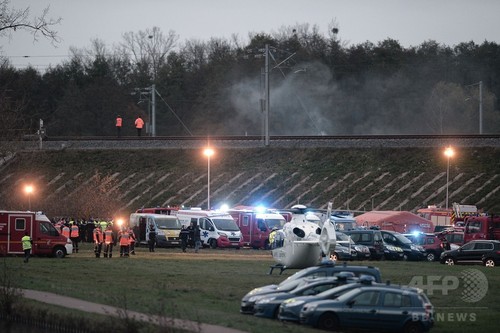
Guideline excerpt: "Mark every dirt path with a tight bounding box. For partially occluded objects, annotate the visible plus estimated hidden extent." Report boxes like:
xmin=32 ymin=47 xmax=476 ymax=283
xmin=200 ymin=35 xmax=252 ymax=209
xmin=22 ymin=289 xmax=248 ymax=333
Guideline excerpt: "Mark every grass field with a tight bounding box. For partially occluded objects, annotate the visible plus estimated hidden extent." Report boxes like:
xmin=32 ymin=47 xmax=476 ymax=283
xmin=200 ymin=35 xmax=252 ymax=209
xmin=2 ymin=243 xmax=499 ymax=333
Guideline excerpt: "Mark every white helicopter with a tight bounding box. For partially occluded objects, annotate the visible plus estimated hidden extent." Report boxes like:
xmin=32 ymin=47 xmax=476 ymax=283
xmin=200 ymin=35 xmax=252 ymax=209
xmin=269 ymin=203 xmax=336 ymax=274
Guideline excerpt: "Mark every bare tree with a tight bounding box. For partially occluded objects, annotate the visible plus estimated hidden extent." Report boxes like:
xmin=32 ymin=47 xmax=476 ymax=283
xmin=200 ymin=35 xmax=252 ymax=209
xmin=0 ymin=0 xmax=61 ymax=45
xmin=119 ymin=26 xmax=178 ymax=80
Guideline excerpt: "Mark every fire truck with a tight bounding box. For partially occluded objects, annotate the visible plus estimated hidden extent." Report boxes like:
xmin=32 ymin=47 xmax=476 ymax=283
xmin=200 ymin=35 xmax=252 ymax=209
xmin=0 ymin=210 xmax=72 ymax=257
xmin=417 ymin=203 xmax=478 ymax=230
xmin=463 ymin=215 xmax=500 ymax=243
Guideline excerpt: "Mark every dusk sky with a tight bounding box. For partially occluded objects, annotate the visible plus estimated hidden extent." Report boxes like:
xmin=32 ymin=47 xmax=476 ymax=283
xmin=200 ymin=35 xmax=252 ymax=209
xmin=2 ymin=0 xmax=500 ymax=71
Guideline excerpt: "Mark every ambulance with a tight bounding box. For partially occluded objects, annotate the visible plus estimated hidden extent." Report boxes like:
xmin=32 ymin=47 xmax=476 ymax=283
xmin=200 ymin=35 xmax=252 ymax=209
xmin=0 ymin=210 xmax=72 ymax=258
xmin=129 ymin=213 xmax=182 ymax=247
xmin=176 ymin=208 xmax=243 ymax=249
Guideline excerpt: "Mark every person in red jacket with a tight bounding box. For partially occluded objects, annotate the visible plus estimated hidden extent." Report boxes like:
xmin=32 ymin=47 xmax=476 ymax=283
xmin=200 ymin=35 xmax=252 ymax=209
xmin=115 ymin=115 xmax=123 ymax=138
xmin=134 ymin=116 xmax=144 ymax=136
xmin=93 ymin=224 xmax=103 ymax=258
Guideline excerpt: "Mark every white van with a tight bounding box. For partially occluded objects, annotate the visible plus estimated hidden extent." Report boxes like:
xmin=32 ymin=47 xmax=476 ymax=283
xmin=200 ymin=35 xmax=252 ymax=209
xmin=129 ymin=213 xmax=182 ymax=247
xmin=176 ymin=208 xmax=243 ymax=249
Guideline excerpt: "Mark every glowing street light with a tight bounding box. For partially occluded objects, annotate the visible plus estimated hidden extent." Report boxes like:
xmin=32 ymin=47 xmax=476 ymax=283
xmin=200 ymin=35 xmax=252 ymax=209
xmin=24 ymin=185 xmax=34 ymax=211
xmin=444 ymin=147 xmax=455 ymax=210
xmin=203 ymin=148 xmax=215 ymax=210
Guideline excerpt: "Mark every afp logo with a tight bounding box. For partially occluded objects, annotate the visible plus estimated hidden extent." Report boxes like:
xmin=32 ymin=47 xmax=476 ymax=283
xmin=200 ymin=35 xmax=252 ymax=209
xmin=408 ymin=269 xmax=488 ymax=303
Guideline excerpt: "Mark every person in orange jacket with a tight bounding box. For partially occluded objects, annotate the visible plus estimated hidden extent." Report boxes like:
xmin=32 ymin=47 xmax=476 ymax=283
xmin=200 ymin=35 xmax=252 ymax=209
xmin=118 ymin=227 xmax=130 ymax=257
xmin=115 ymin=115 xmax=123 ymax=138
xmin=103 ymin=224 xmax=115 ymax=258
xmin=134 ymin=115 xmax=144 ymax=137
xmin=61 ymin=223 xmax=70 ymax=239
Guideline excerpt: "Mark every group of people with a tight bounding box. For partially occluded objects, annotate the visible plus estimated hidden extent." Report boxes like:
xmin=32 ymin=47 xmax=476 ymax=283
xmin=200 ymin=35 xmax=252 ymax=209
xmin=93 ymin=223 xmax=136 ymax=258
xmin=115 ymin=115 xmax=145 ymax=137
xmin=179 ymin=221 xmax=202 ymax=253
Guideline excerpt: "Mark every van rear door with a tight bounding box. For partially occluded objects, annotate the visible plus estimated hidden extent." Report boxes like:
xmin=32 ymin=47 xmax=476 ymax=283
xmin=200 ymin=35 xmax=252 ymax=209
xmin=8 ymin=213 xmax=34 ymax=254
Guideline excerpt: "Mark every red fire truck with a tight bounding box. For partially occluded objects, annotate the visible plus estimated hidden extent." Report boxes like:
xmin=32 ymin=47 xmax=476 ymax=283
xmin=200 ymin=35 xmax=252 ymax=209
xmin=227 ymin=206 xmax=286 ymax=249
xmin=0 ymin=210 xmax=73 ymax=257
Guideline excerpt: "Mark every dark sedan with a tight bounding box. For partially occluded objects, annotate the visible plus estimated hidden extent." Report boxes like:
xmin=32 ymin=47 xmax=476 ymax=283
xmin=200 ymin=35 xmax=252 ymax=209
xmin=278 ymin=275 xmax=376 ymax=322
xmin=300 ymin=285 xmax=434 ymax=333
xmin=253 ymin=276 xmax=343 ymax=319
xmin=441 ymin=240 xmax=500 ymax=265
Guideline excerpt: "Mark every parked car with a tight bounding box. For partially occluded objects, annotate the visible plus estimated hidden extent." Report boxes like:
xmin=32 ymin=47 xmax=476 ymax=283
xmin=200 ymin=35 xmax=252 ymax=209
xmin=404 ymin=232 xmax=446 ymax=262
xmin=278 ymin=275 xmax=376 ymax=322
xmin=253 ymin=275 xmax=350 ymax=318
xmin=240 ymin=262 xmax=382 ymax=314
xmin=299 ymin=285 xmax=434 ymax=333
xmin=437 ymin=229 xmax=464 ymax=247
xmin=482 ymin=247 xmax=500 ymax=267
xmin=381 ymin=230 xmax=426 ymax=261
xmin=331 ymin=243 xmax=355 ymax=261
xmin=440 ymin=240 xmax=500 ymax=266
xmin=344 ymin=230 xmax=385 ymax=260
xmin=336 ymin=232 xmax=371 ymax=260
xmin=383 ymin=243 xmax=405 ymax=260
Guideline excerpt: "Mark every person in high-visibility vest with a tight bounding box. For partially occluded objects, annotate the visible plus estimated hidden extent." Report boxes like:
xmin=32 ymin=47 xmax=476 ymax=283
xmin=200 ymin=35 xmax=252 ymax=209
xmin=103 ymin=224 xmax=115 ymax=258
xmin=93 ymin=224 xmax=103 ymax=258
xmin=70 ymin=221 xmax=80 ymax=253
xmin=115 ymin=115 xmax=123 ymax=138
xmin=118 ymin=228 xmax=131 ymax=257
xmin=62 ymin=224 xmax=70 ymax=239
xmin=22 ymin=232 xmax=33 ymax=263
xmin=134 ymin=116 xmax=144 ymax=137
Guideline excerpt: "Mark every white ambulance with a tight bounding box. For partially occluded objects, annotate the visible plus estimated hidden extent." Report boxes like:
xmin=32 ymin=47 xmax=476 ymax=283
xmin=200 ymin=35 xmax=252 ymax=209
xmin=176 ymin=208 xmax=243 ymax=249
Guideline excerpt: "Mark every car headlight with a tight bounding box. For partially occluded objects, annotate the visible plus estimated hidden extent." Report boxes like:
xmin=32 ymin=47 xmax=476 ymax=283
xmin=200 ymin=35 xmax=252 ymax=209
xmin=285 ymin=299 xmax=304 ymax=307
xmin=302 ymin=304 xmax=317 ymax=313
xmin=218 ymin=232 xmax=228 ymax=238
xmin=257 ymin=297 xmax=276 ymax=304
xmin=249 ymin=296 xmax=262 ymax=302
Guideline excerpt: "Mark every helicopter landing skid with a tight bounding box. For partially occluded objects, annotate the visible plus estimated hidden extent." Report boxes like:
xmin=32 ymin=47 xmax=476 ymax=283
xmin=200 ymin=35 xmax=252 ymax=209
xmin=268 ymin=264 xmax=287 ymax=275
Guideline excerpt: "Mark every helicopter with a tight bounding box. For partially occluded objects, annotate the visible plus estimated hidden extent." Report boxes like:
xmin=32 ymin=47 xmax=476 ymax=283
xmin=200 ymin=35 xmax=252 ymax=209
xmin=269 ymin=202 xmax=336 ymax=274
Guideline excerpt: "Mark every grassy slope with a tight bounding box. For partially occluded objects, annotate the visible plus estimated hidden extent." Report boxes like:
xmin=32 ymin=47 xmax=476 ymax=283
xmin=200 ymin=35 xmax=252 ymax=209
xmin=3 ymin=243 xmax=499 ymax=333
xmin=1 ymin=147 xmax=500 ymax=217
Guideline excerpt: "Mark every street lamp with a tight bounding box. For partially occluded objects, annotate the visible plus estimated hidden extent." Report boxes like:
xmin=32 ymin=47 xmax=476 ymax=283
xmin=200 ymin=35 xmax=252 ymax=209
xmin=444 ymin=147 xmax=455 ymax=210
xmin=24 ymin=185 xmax=34 ymax=211
xmin=203 ymin=148 xmax=215 ymax=210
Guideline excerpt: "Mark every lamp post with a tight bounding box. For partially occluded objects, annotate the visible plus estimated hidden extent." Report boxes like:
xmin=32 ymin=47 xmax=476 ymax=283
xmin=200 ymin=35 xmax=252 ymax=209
xmin=444 ymin=147 xmax=454 ymax=210
xmin=203 ymin=148 xmax=214 ymax=210
xmin=24 ymin=185 xmax=34 ymax=211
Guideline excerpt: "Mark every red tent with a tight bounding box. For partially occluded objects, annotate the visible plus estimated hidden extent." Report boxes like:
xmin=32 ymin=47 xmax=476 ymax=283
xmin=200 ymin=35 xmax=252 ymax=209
xmin=355 ymin=211 xmax=434 ymax=233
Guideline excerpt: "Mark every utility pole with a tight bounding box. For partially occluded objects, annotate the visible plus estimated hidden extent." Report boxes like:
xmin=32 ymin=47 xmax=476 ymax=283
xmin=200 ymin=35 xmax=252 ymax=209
xmin=479 ymin=80 xmax=483 ymax=135
xmin=264 ymin=44 xmax=270 ymax=146
xmin=151 ymin=84 xmax=156 ymax=137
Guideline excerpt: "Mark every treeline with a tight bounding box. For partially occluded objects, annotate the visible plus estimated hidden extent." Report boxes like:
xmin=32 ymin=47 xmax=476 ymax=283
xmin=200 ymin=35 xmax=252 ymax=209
xmin=1 ymin=25 xmax=500 ymax=138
